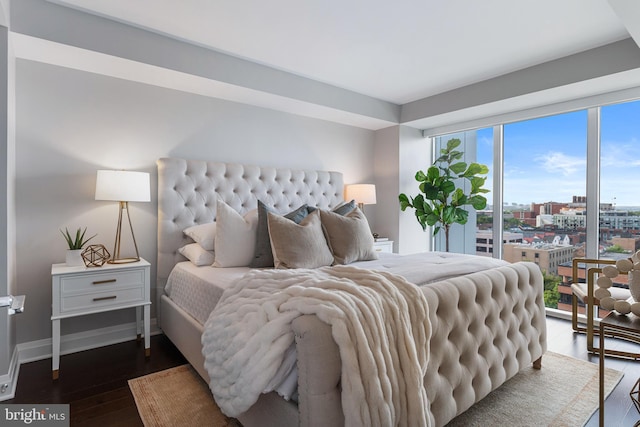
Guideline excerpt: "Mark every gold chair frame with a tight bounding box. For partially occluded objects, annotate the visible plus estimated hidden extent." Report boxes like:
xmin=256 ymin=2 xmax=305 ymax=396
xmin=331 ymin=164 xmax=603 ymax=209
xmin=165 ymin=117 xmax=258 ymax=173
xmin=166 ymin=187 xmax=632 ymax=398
xmin=572 ymin=258 xmax=640 ymax=359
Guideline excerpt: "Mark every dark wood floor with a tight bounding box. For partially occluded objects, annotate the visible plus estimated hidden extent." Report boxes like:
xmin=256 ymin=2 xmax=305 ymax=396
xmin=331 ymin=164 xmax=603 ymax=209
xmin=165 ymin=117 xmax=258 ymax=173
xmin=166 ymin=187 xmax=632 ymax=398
xmin=5 ymin=334 xmax=187 ymax=426
xmin=5 ymin=317 xmax=640 ymax=426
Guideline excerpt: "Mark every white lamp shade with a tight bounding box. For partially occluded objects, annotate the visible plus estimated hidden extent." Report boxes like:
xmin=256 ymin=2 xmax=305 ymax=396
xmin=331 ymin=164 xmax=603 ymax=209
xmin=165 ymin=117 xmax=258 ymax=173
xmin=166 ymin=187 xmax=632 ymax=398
xmin=346 ymin=184 xmax=376 ymax=205
xmin=95 ymin=170 xmax=151 ymax=202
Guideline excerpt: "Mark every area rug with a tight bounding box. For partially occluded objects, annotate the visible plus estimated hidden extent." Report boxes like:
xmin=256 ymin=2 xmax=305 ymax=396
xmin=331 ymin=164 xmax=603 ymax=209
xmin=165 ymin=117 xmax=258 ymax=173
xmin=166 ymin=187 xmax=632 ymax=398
xmin=130 ymin=352 xmax=623 ymax=427
xmin=446 ymin=351 xmax=623 ymax=427
xmin=128 ymin=365 xmax=240 ymax=427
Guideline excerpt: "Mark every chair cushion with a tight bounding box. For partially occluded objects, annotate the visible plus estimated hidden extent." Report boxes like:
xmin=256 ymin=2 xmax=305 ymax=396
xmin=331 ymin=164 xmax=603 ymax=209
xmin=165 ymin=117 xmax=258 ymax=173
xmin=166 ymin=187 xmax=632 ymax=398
xmin=571 ymin=282 xmax=631 ymax=303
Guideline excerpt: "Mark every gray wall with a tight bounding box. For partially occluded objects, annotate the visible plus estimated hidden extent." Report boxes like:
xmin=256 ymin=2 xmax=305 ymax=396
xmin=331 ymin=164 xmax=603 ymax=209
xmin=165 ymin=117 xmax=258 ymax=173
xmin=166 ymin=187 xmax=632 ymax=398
xmin=374 ymin=125 xmax=430 ymax=255
xmin=15 ymin=59 xmax=376 ymax=344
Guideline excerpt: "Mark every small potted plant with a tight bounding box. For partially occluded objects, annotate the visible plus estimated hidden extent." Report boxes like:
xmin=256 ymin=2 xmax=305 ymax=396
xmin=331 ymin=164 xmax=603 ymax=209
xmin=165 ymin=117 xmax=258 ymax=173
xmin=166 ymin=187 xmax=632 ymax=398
xmin=60 ymin=227 xmax=96 ymax=266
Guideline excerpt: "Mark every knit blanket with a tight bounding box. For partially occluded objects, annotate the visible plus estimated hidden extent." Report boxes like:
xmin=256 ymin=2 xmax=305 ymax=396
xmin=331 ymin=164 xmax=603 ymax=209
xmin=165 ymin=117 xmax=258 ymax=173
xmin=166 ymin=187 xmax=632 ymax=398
xmin=201 ymin=265 xmax=431 ymax=427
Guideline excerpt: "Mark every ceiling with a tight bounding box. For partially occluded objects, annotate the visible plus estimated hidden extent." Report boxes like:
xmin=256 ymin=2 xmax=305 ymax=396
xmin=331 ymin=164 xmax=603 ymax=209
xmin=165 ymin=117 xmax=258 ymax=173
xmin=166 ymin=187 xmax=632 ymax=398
xmin=47 ymin=0 xmax=632 ymax=105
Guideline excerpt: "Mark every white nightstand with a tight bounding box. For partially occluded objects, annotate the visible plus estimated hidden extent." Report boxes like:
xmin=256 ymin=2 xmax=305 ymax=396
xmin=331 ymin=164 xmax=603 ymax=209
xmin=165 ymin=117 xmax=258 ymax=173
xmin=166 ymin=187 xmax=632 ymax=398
xmin=373 ymin=240 xmax=394 ymax=253
xmin=51 ymin=258 xmax=151 ymax=380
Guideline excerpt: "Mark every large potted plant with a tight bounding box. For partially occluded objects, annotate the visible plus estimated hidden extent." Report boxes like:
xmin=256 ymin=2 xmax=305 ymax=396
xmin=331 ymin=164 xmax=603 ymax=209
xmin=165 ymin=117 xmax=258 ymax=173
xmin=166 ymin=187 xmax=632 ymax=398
xmin=399 ymin=138 xmax=489 ymax=252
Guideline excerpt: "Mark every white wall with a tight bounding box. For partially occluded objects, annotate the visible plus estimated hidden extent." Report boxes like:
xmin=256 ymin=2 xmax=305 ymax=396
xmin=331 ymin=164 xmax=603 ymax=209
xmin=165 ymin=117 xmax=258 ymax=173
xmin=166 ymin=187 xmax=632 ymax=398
xmin=374 ymin=125 xmax=430 ymax=254
xmin=15 ymin=59 xmax=376 ymax=345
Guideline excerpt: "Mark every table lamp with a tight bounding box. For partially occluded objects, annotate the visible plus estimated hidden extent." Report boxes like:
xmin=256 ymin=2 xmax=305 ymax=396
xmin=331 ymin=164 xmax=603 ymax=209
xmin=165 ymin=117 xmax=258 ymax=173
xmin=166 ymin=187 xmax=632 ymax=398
xmin=95 ymin=170 xmax=150 ymax=263
xmin=346 ymin=184 xmax=377 ymax=211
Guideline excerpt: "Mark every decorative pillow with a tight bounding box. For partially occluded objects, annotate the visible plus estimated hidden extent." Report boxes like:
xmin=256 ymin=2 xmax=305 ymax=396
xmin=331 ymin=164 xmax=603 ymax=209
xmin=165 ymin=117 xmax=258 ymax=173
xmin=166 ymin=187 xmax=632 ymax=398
xmin=213 ymin=200 xmax=259 ymax=268
xmin=267 ymin=210 xmax=334 ymax=269
xmin=320 ymin=207 xmax=378 ymax=265
xmin=183 ymin=222 xmax=216 ymax=251
xmin=179 ymin=243 xmax=215 ymax=266
xmin=251 ymin=201 xmax=310 ymax=268
xmin=307 ymin=199 xmax=356 ymax=216
xmin=332 ymin=199 xmax=357 ymax=215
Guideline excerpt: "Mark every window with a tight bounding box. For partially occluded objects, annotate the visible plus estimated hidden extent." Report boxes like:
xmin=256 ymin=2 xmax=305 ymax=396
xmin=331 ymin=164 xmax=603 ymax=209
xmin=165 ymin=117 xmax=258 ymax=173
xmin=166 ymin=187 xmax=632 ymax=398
xmin=503 ymin=111 xmax=587 ymax=257
xmin=600 ymin=100 xmax=640 ymax=253
xmin=433 ymin=128 xmax=493 ymax=254
xmin=428 ymin=98 xmax=640 ymax=317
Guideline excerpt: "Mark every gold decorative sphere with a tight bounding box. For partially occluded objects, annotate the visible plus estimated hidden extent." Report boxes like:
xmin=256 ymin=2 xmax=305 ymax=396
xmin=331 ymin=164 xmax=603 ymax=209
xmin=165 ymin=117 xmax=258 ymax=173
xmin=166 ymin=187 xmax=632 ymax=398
xmin=81 ymin=244 xmax=111 ymax=267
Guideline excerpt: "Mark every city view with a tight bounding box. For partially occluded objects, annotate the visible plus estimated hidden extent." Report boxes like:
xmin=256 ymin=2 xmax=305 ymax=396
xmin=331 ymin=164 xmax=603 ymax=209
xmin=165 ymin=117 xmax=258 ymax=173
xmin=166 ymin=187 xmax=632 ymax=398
xmin=463 ymin=99 xmax=640 ymax=315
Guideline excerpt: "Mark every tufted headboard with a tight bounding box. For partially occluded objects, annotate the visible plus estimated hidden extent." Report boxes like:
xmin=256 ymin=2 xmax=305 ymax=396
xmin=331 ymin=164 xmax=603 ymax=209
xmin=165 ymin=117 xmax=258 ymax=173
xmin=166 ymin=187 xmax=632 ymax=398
xmin=156 ymin=158 xmax=345 ymax=288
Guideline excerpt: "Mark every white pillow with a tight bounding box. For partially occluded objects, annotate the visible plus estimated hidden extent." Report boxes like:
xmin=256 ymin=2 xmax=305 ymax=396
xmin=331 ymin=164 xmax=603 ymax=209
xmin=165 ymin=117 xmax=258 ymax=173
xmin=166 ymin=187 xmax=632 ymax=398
xmin=213 ymin=200 xmax=259 ymax=268
xmin=183 ymin=222 xmax=217 ymax=251
xmin=179 ymin=243 xmax=215 ymax=266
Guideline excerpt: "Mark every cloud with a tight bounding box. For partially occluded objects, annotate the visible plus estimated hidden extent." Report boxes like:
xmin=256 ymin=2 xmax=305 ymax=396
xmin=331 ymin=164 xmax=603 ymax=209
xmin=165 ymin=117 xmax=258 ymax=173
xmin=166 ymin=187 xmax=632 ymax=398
xmin=478 ymin=135 xmax=493 ymax=147
xmin=534 ymin=151 xmax=585 ymax=176
xmin=601 ymin=138 xmax=640 ymax=168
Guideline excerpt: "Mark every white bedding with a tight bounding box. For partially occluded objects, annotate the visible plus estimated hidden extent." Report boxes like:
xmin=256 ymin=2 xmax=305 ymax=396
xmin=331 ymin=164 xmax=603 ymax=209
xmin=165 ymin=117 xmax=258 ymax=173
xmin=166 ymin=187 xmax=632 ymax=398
xmin=165 ymin=252 xmax=508 ymax=325
xmin=165 ymin=262 xmax=249 ymax=325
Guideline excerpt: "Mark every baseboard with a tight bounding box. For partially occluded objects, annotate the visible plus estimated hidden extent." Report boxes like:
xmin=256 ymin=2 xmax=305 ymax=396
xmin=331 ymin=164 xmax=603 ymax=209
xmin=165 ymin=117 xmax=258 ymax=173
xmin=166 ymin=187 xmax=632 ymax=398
xmin=17 ymin=318 xmax=161 ymax=364
xmin=0 ymin=346 xmax=20 ymax=401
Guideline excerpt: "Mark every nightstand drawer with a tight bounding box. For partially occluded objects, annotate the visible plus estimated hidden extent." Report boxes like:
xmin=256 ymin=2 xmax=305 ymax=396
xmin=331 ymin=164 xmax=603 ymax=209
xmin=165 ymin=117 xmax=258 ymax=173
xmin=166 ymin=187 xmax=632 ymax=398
xmin=373 ymin=240 xmax=393 ymax=253
xmin=60 ymin=287 xmax=145 ymax=313
xmin=60 ymin=269 xmax=145 ymax=295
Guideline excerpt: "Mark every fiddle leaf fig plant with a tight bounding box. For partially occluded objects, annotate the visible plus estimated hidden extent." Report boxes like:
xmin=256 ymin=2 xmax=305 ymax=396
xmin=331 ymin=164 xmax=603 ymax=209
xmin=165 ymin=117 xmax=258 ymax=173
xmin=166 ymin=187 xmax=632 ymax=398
xmin=399 ymin=138 xmax=489 ymax=252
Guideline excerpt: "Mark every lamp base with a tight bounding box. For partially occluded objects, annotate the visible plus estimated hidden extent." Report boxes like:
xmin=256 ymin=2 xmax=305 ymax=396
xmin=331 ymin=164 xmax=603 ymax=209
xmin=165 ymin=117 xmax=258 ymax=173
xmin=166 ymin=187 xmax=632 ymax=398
xmin=109 ymin=201 xmax=142 ymax=265
xmin=108 ymin=257 xmax=141 ymax=264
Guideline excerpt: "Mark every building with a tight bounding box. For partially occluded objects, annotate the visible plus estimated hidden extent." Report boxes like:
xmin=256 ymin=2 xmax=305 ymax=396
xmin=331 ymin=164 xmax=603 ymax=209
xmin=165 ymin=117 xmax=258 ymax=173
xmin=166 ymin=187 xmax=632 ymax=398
xmin=602 ymin=213 xmax=640 ymax=234
xmin=503 ymin=242 xmax=575 ymax=275
xmin=553 ymin=212 xmax=587 ymax=229
xmin=476 ymin=230 xmax=523 ymax=257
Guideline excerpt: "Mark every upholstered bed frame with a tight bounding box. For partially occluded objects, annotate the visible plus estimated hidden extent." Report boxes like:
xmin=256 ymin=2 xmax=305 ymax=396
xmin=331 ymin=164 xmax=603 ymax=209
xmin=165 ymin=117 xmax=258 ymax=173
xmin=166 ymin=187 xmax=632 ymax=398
xmin=157 ymin=157 xmax=547 ymax=427
xmin=157 ymin=157 xmax=346 ymax=424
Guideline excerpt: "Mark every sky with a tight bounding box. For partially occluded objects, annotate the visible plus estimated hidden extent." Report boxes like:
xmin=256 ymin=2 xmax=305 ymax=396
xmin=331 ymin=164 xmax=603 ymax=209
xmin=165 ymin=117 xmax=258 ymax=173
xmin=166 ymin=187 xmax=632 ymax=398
xmin=475 ymin=99 xmax=640 ymax=208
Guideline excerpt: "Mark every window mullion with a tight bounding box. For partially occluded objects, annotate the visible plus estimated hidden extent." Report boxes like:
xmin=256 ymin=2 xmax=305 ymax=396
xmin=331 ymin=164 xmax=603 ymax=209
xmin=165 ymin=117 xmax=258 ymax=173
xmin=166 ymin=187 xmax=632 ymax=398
xmin=586 ymin=107 xmax=600 ymax=259
xmin=492 ymin=125 xmax=504 ymax=259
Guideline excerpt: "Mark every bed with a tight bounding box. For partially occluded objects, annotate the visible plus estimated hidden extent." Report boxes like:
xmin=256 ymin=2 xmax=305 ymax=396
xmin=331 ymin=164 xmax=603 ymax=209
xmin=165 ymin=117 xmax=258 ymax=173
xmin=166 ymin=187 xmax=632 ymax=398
xmin=157 ymin=157 xmax=547 ymax=427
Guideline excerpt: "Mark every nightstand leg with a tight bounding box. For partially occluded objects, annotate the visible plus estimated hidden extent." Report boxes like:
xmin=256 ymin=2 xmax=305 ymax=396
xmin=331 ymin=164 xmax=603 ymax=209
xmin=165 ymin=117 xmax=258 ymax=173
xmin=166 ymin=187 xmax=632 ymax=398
xmin=52 ymin=319 xmax=60 ymax=380
xmin=144 ymin=304 xmax=150 ymax=357
xmin=136 ymin=306 xmax=142 ymax=341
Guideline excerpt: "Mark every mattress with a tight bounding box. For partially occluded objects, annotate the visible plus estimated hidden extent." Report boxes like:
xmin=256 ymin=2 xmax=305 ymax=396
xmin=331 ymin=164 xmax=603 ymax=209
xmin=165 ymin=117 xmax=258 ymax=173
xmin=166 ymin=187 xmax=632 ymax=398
xmin=165 ymin=262 xmax=250 ymax=325
xmin=165 ymin=252 xmax=508 ymax=326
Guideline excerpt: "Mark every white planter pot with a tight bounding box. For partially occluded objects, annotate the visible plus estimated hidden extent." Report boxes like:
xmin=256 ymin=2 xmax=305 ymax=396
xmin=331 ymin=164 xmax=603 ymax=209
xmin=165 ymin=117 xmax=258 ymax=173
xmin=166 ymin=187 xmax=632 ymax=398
xmin=66 ymin=249 xmax=84 ymax=267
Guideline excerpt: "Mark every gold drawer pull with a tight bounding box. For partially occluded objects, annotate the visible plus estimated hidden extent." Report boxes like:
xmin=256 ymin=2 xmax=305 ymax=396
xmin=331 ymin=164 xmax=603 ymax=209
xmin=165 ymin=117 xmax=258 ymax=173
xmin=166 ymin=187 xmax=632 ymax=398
xmin=93 ymin=279 xmax=117 ymax=285
xmin=93 ymin=296 xmax=117 ymax=302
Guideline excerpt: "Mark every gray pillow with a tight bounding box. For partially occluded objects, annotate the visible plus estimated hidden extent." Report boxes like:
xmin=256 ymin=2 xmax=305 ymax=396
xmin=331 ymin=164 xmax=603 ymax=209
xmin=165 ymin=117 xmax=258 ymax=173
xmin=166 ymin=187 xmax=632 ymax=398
xmin=251 ymin=200 xmax=310 ymax=268
xmin=307 ymin=199 xmax=356 ymax=216
xmin=267 ymin=210 xmax=334 ymax=269
xmin=332 ymin=199 xmax=357 ymax=215
xmin=319 ymin=207 xmax=378 ymax=265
